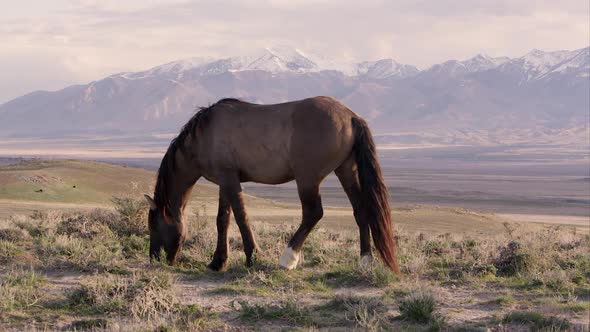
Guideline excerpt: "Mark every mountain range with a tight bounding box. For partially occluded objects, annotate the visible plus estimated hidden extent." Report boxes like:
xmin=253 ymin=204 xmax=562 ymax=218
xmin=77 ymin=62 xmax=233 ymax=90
xmin=0 ymin=46 xmax=588 ymax=147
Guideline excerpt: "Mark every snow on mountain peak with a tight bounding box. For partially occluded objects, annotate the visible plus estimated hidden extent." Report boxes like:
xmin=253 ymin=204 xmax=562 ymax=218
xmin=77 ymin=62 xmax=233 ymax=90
xmin=461 ymin=53 xmax=509 ymax=72
xmin=354 ymin=59 xmax=418 ymax=78
xmin=245 ymin=46 xmax=317 ymax=72
xmin=522 ymin=49 xmax=570 ymax=67
xmin=519 ymin=48 xmax=588 ymax=79
xmin=551 ymin=47 xmax=590 ymax=76
xmin=113 ymin=46 xmax=589 ymax=81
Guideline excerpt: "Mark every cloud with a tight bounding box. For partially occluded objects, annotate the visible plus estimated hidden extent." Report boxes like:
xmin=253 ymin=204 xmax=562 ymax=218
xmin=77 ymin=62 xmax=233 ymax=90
xmin=0 ymin=50 xmax=79 ymax=103
xmin=0 ymin=0 xmax=588 ymax=103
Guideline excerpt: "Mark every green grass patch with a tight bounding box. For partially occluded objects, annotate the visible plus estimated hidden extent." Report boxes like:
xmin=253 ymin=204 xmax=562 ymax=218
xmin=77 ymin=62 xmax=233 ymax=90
xmin=208 ymin=284 xmax=270 ymax=297
xmin=308 ymin=262 xmax=398 ymax=288
xmin=238 ymin=300 xmax=313 ymax=325
xmin=0 ymin=269 xmax=47 ymax=312
xmin=70 ymin=318 xmax=109 ymax=330
xmin=0 ymin=240 xmax=24 ymax=263
xmin=502 ymin=311 xmax=571 ymax=331
xmin=484 ymin=294 xmax=516 ymax=306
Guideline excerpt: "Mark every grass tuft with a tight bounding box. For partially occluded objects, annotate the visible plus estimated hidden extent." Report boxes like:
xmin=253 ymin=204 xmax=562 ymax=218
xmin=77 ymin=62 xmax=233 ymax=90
xmin=70 ymin=318 xmax=109 ymax=330
xmin=238 ymin=300 xmax=313 ymax=325
xmin=0 ymin=269 xmax=47 ymax=312
xmin=398 ymin=290 xmax=445 ymax=327
xmin=502 ymin=311 xmax=571 ymax=331
xmin=485 ymin=294 xmax=516 ymax=306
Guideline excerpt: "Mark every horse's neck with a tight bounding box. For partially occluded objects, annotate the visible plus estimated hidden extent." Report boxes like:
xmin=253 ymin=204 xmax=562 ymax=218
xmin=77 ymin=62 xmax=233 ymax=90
xmin=165 ymin=149 xmax=200 ymax=218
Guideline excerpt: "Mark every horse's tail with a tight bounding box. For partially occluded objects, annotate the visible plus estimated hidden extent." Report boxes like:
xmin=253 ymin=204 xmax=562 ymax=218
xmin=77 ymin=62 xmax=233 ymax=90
xmin=352 ymin=117 xmax=400 ymax=273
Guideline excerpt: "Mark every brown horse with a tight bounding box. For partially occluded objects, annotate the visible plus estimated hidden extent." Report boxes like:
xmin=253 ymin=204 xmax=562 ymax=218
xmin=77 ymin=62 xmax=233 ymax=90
xmin=144 ymin=96 xmax=399 ymax=273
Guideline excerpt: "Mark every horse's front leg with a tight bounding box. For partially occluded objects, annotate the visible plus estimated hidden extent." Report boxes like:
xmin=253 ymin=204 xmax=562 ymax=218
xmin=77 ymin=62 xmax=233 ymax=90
xmin=208 ymin=192 xmax=231 ymax=271
xmin=221 ymin=178 xmax=259 ymax=267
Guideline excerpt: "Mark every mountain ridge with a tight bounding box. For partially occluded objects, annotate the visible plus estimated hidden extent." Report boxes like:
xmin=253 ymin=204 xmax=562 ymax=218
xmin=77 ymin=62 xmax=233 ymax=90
xmin=0 ymin=46 xmax=588 ymax=147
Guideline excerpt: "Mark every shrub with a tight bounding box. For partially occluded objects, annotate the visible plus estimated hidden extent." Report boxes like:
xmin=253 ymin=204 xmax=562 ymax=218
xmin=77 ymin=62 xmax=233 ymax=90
xmin=111 ymin=196 xmax=148 ymax=236
xmin=494 ymin=241 xmax=533 ymax=276
xmin=130 ymin=272 xmax=179 ymax=320
xmin=423 ymin=240 xmax=449 ymax=256
xmin=398 ymin=290 xmax=444 ymax=325
xmin=66 ymin=275 xmax=129 ymax=314
xmin=0 ymin=228 xmax=28 ymax=242
xmin=121 ymin=234 xmax=149 ymax=259
xmin=56 ymin=213 xmax=114 ymax=239
xmin=13 ymin=211 xmax=61 ymax=237
xmin=36 ymin=234 xmax=125 ymax=272
xmin=66 ymin=271 xmax=179 ymax=321
xmin=346 ymin=300 xmax=381 ymax=332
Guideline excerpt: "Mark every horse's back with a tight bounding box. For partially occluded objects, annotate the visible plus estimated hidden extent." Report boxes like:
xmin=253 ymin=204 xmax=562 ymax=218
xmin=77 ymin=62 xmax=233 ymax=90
xmin=200 ymin=97 xmax=357 ymax=184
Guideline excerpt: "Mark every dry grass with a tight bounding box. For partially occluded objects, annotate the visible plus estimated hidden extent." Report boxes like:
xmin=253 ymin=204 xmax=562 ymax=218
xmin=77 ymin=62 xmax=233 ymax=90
xmin=0 ymin=196 xmax=588 ymax=331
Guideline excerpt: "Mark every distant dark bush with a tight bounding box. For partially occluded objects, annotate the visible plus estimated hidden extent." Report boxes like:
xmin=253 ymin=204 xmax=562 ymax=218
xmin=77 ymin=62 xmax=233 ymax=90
xmin=494 ymin=241 xmax=532 ymax=276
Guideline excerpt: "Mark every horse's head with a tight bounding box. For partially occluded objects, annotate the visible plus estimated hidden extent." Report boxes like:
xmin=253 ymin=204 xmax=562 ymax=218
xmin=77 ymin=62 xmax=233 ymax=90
xmin=144 ymin=194 xmax=185 ymax=265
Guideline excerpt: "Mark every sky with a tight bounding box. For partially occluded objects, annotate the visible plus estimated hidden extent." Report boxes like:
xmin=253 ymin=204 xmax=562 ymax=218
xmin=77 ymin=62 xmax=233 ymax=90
xmin=1 ymin=0 xmax=588 ymax=103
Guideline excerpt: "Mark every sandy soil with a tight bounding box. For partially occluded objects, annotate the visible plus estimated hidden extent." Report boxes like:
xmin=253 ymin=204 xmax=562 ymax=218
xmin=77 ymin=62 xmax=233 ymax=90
xmin=498 ymin=214 xmax=590 ymax=227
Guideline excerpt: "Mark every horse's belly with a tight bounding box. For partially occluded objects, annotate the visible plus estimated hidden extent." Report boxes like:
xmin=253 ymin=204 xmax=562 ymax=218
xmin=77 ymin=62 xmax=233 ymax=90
xmin=237 ymin=154 xmax=294 ymax=184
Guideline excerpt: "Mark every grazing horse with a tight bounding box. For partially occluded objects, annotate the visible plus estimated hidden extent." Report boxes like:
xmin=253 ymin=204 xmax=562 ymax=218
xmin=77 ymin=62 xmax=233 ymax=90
xmin=144 ymin=96 xmax=399 ymax=273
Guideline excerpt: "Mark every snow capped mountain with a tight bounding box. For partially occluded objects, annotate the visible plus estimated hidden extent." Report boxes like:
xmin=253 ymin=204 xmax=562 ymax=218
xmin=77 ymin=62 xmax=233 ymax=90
xmin=0 ymin=46 xmax=587 ymax=147
xmin=246 ymin=46 xmax=316 ymax=72
xmin=426 ymin=54 xmax=510 ymax=77
xmin=497 ymin=47 xmax=589 ymax=81
xmin=113 ymin=46 xmax=416 ymax=80
xmin=461 ymin=54 xmax=510 ymax=72
xmin=113 ymin=46 xmax=588 ymax=82
xmin=424 ymin=47 xmax=589 ymax=80
xmin=541 ymin=47 xmax=589 ymax=77
xmin=354 ymin=59 xmax=419 ymax=78
xmin=520 ymin=49 xmax=573 ymax=78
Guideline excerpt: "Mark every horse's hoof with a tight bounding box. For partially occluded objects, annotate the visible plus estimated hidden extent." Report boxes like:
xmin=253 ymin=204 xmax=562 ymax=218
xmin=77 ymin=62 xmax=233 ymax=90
xmin=245 ymin=258 xmax=254 ymax=267
xmin=359 ymin=254 xmax=373 ymax=269
xmin=245 ymin=247 xmax=262 ymax=267
xmin=207 ymin=259 xmax=227 ymax=272
xmin=279 ymin=247 xmax=300 ymax=270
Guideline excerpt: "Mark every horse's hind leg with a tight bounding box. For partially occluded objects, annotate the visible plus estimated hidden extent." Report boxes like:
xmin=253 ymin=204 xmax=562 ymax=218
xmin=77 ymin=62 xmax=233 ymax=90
xmin=221 ymin=178 xmax=259 ymax=267
xmin=208 ymin=191 xmax=231 ymax=271
xmin=335 ymin=156 xmax=373 ymax=267
xmin=279 ymin=181 xmax=323 ymax=270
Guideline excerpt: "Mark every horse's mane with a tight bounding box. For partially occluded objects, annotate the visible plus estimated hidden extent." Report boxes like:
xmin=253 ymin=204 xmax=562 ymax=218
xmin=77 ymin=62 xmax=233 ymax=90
xmin=153 ymin=98 xmax=246 ymax=212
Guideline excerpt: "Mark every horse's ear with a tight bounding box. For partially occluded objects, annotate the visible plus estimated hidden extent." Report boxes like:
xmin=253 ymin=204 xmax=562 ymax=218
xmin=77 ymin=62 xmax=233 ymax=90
xmin=144 ymin=194 xmax=157 ymax=210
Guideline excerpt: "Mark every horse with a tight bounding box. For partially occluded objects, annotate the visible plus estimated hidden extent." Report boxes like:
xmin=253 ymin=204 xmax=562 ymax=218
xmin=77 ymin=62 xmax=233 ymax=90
xmin=144 ymin=96 xmax=400 ymax=273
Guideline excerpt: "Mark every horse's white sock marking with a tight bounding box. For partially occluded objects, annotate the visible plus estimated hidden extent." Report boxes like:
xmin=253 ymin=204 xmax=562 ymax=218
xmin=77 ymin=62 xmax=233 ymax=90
xmin=359 ymin=254 xmax=373 ymax=268
xmin=279 ymin=247 xmax=300 ymax=270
